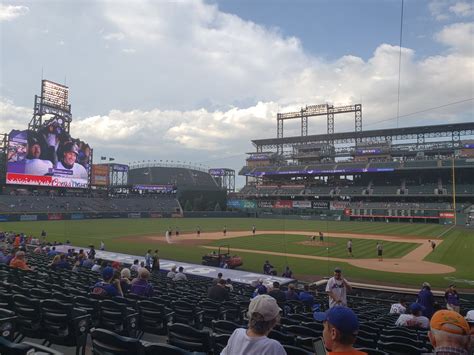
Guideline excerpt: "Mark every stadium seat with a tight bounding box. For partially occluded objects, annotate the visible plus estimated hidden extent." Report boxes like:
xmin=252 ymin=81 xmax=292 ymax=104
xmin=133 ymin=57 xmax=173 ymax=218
xmin=288 ymin=313 xmax=314 ymax=323
xmin=137 ymin=300 xmax=173 ymax=337
xmin=171 ymin=301 xmax=204 ymax=329
xmin=0 ymin=337 xmax=64 ymax=355
xmin=199 ymin=300 xmax=225 ymax=326
xmin=97 ymin=299 xmax=140 ymax=337
xmin=301 ymin=321 xmax=324 ymax=332
xmin=211 ymin=333 xmax=230 ymax=354
xmin=0 ymin=308 xmax=17 ymax=341
xmin=167 ymin=322 xmax=211 ymax=353
xmin=90 ymin=328 xmax=142 ymax=355
xmin=354 ymin=335 xmax=376 ymax=348
xmin=73 ymin=296 xmax=100 ymax=326
xmin=282 ymin=324 xmax=322 ymax=338
xmin=211 ymin=319 xmax=242 ymax=335
xmin=268 ymin=329 xmax=296 ymax=346
xmin=357 ymin=348 xmax=389 ymax=355
xmin=283 ymin=344 xmax=313 ymax=355
xmin=377 ymin=340 xmax=427 ymax=355
xmin=39 ymin=299 xmax=90 ymax=355
xmin=12 ymin=294 xmax=43 ymax=342
xmin=378 ymin=334 xmax=424 ymax=348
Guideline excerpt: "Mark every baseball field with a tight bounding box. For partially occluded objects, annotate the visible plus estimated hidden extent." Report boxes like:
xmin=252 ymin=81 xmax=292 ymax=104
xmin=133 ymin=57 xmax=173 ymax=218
xmin=2 ymin=218 xmax=473 ymax=290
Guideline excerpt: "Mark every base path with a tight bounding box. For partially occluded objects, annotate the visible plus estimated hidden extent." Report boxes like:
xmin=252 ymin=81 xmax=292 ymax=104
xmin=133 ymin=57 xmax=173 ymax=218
xmin=123 ymin=230 xmax=455 ymax=275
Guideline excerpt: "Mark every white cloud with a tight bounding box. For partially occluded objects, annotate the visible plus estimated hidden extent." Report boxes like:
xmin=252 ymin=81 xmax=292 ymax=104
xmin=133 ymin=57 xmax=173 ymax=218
xmin=435 ymin=22 xmax=474 ymax=54
xmin=449 ymin=2 xmax=474 ymax=17
xmin=0 ymin=98 xmax=31 ymax=133
xmin=103 ymin=32 xmax=125 ymax=41
xmin=121 ymin=48 xmax=136 ymax=54
xmin=0 ymin=4 xmax=28 ymax=22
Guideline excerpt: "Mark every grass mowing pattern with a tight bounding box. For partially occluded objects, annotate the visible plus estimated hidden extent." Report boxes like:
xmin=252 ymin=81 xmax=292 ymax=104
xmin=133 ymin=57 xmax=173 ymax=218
xmin=206 ymin=234 xmax=418 ymax=259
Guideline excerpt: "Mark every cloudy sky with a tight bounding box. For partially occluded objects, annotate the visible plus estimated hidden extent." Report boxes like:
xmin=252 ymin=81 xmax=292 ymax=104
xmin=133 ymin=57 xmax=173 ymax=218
xmin=0 ymin=0 xmax=473 ymax=186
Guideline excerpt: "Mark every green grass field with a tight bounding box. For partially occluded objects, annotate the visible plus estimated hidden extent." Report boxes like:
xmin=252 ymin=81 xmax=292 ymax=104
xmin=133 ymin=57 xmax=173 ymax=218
xmin=1 ymin=218 xmax=473 ymax=290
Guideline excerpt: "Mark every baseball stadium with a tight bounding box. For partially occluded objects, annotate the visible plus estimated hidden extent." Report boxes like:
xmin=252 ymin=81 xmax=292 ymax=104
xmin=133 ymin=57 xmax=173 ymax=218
xmin=0 ymin=78 xmax=473 ymax=354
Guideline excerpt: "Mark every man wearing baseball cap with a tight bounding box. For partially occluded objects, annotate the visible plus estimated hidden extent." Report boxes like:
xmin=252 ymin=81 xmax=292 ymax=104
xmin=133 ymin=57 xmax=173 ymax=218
xmin=221 ymin=294 xmax=285 ymax=355
xmin=395 ymin=303 xmax=430 ymax=329
xmin=316 ymin=306 xmax=367 ymax=354
xmin=428 ymin=310 xmax=471 ymax=354
xmin=326 ymin=267 xmax=352 ymax=308
xmin=55 ymin=141 xmax=88 ymax=179
xmin=91 ymin=266 xmax=123 ymax=298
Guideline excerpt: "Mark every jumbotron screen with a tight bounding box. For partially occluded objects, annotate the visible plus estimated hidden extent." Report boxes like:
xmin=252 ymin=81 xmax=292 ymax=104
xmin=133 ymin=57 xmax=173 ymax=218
xmin=6 ymin=120 xmax=91 ymax=189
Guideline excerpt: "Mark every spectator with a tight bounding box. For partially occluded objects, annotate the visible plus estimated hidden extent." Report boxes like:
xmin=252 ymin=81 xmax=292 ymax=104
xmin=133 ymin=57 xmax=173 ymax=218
xmin=82 ymin=255 xmax=94 ymax=268
xmin=253 ymin=279 xmax=268 ymax=297
xmin=167 ymin=265 xmax=177 ymax=279
xmin=221 ymin=295 xmax=285 ymax=355
xmin=130 ymin=268 xmax=154 ymax=297
xmin=428 ymin=310 xmax=470 ymax=354
xmin=111 ymin=261 xmax=121 ymax=270
xmin=88 ymin=245 xmax=96 ymax=259
xmin=268 ymin=282 xmax=286 ymax=304
xmin=285 ymin=283 xmax=299 ymax=301
xmin=390 ymin=297 xmax=408 ymax=314
xmin=263 ymin=260 xmax=273 ymax=275
xmin=326 ymin=267 xmax=352 ymax=308
xmin=298 ymin=284 xmax=315 ymax=306
xmin=56 ymin=254 xmax=71 ymax=270
xmin=282 ymin=266 xmax=293 ymax=278
xmin=465 ymin=310 xmax=474 ymax=352
xmin=417 ymin=282 xmax=435 ymax=318
xmin=47 ymin=246 xmax=58 ymax=257
xmin=213 ymin=272 xmax=223 ymax=285
xmin=48 ymin=255 xmax=61 ymax=269
xmin=91 ymin=266 xmax=123 ymax=298
xmin=91 ymin=259 xmax=102 ymax=273
xmin=445 ymin=284 xmax=460 ymax=313
xmin=120 ymin=268 xmax=132 ymax=294
xmin=33 ymin=246 xmax=42 ymax=254
xmin=173 ymin=266 xmax=187 ymax=282
xmin=152 ymin=249 xmax=160 ymax=272
xmin=145 ymin=249 xmax=152 ymax=269
xmin=225 ymin=278 xmax=234 ymax=292
xmin=9 ymin=251 xmax=33 ymax=271
xmin=395 ymin=303 xmax=430 ymax=329
xmin=130 ymin=259 xmax=140 ymax=273
xmin=317 ymin=306 xmax=367 ymax=354
xmin=207 ymin=279 xmax=230 ymax=302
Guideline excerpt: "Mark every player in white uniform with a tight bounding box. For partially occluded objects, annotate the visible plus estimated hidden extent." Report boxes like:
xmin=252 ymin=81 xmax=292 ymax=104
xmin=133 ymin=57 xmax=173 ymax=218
xmin=55 ymin=142 xmax=88 ymax=179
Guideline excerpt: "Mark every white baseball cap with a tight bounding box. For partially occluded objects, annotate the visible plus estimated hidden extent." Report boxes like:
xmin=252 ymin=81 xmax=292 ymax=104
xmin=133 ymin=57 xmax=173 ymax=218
xmin=248 ymin=295 xmax=281 ymax=321
xmin=466 ymin=310 xmax=474 ymax=324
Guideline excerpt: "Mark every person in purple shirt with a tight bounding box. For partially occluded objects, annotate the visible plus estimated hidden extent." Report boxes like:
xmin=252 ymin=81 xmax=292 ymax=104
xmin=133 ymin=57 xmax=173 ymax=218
xmin=91 ymin=267 xmax=123 ymax=298
xmin=47 ymin=246 xmax=59 ymax=257
xmin=285 ymin=284 xmax=299 ymax=301
xmin=130 ymin=268 xmax=154 ymax=297
xmin=417 ymin=282 xmax=435 ymax=318
xmin=55 ymin=254 xmax=71 ymax=270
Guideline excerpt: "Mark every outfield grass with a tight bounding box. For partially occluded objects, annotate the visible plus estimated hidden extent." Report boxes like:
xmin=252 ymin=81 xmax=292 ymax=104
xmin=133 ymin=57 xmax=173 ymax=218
xmin=1 ymin=218 xmax=472 ymax=290
xmin=206 ymin=234 xmax=419 ymax=259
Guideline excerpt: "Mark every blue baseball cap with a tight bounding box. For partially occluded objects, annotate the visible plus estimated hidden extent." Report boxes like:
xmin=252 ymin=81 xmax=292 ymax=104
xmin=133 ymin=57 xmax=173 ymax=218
xmin=410 ymin=303 xmax=425 ymax=313
xmin=102 ymin=266 xmax=114 ymax=280
xmin=314 ymin=307 xmax=359 ymax=335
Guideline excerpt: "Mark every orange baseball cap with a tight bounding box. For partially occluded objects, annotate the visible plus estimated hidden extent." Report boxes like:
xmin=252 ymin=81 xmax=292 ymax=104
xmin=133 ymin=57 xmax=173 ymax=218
xmin=430 ymin=310 xmax=470 ymax=335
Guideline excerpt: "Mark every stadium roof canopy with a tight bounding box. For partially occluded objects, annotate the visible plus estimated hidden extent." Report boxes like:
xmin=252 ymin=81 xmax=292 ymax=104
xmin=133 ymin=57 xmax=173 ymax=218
xmin=251 ymin=122 xmax=474 ymax=149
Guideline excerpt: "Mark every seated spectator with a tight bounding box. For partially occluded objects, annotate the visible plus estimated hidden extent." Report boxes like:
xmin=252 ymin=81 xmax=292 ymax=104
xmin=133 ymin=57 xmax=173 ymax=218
xmin=428 ymin=310 xmax=471 ymax=354
xmin=111 ymin=261 xmax=121 ymax=270
xmin=33 ymin=246 xmax=42 ymax=254
xmin=48 ymin=255 xmax=61 ymax=269
xmin=213 ymin=272 xmax=223 ymax=285
xmin=56 ymin=254 xmax=71 ymax=269
xmin=253 ymin=279 xmax=268 ymax=298
xmin=130 ymin=268 xmax=154 ymax=297
xmin=91 ymin=266 xmax=123 ymax=298
xmin=47 ymin=246 xmax=58 ymax=257
xmin=91 ymin=259 xmax=102 ymax=273
xmin=130 ymin=259 xmax=140 ymax=273
xmin=207 ymin=279 xmax=230 ymax=302
xmin=9 ymin=251 xmax=33 ymax=271
xmin=167 ymin=265 xmax=177 ymax=279
xmin=225 ymin=278 xmax=234 ymax=292
xmin=298 ymin=284 xmax=315 ymax=306
xmin=120 ymin=268 xmax=132 ymax=294
xmin=268 ymin=282 xmax=286 ymax=304
xmin=0 ymin=250 xmax=15 ymax=265
xmin=221 ymin=294 xmax=285 ymax=355
xmin=317 ymin=306 xmax=366 ymax=354
xmin=395 ymin=303 xmax=430 ymax=329
xmin=465 ymin=310 xmax=474 ymax=351
xmin=82 ymin=256 xmax=94 ymax=268
xmin=173 ymin=266 xmax=187 ymax=282
xmin=285 ymin=283 xmax=299 ymax=301
xmin=390 ymin=297 xmax=408 ymax=314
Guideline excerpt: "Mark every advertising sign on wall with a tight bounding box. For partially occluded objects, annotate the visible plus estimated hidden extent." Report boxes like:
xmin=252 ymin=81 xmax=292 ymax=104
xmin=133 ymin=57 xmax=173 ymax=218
xmin=312 ymin=201 xmax=330 ymax=209
xmin=91 ymin=165 xmax=109 ymax=186
xmin=293 ymin=201 xmax=312 ymax=208
xmin=274 ymin=200 xmax=292 ymax=209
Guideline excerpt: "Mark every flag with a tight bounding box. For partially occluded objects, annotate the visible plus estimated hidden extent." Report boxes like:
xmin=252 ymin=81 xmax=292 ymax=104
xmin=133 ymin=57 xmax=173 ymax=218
xmin=101 ymin=156 xmax=106 ymax=160
xmin=109 ymin=157 xmax=115 ymax=161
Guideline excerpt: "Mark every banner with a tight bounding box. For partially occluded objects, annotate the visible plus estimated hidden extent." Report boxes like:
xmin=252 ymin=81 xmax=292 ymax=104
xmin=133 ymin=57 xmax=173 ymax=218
xmin=227 ymin=199 xmax=257 ymax=209
xmin=150 ymin=213 xmax=163 ymax=218
xmin=274 ymin=200 xmax=292 ymax=209
xmin=293 ymin=201 xmax=312 ymax=208
xmin=47 ymin=213 xmax=63 ymax=220
xmin=439 ymin=212 xmax=455 ymax=218
xmin=71 ymin=213 xmax=84 ymax=220
xmin=330 ymin=201 xmax=350 ymax=210
xmin=20 ymin=215 xmax=37 ymax=221
xmin=312 ymin=201 xmax=330 ymax=209
xmin=258 ymin=201 xmax=274 ymax=208
xmin=128 ymin=212 xmax=141 ymax=218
